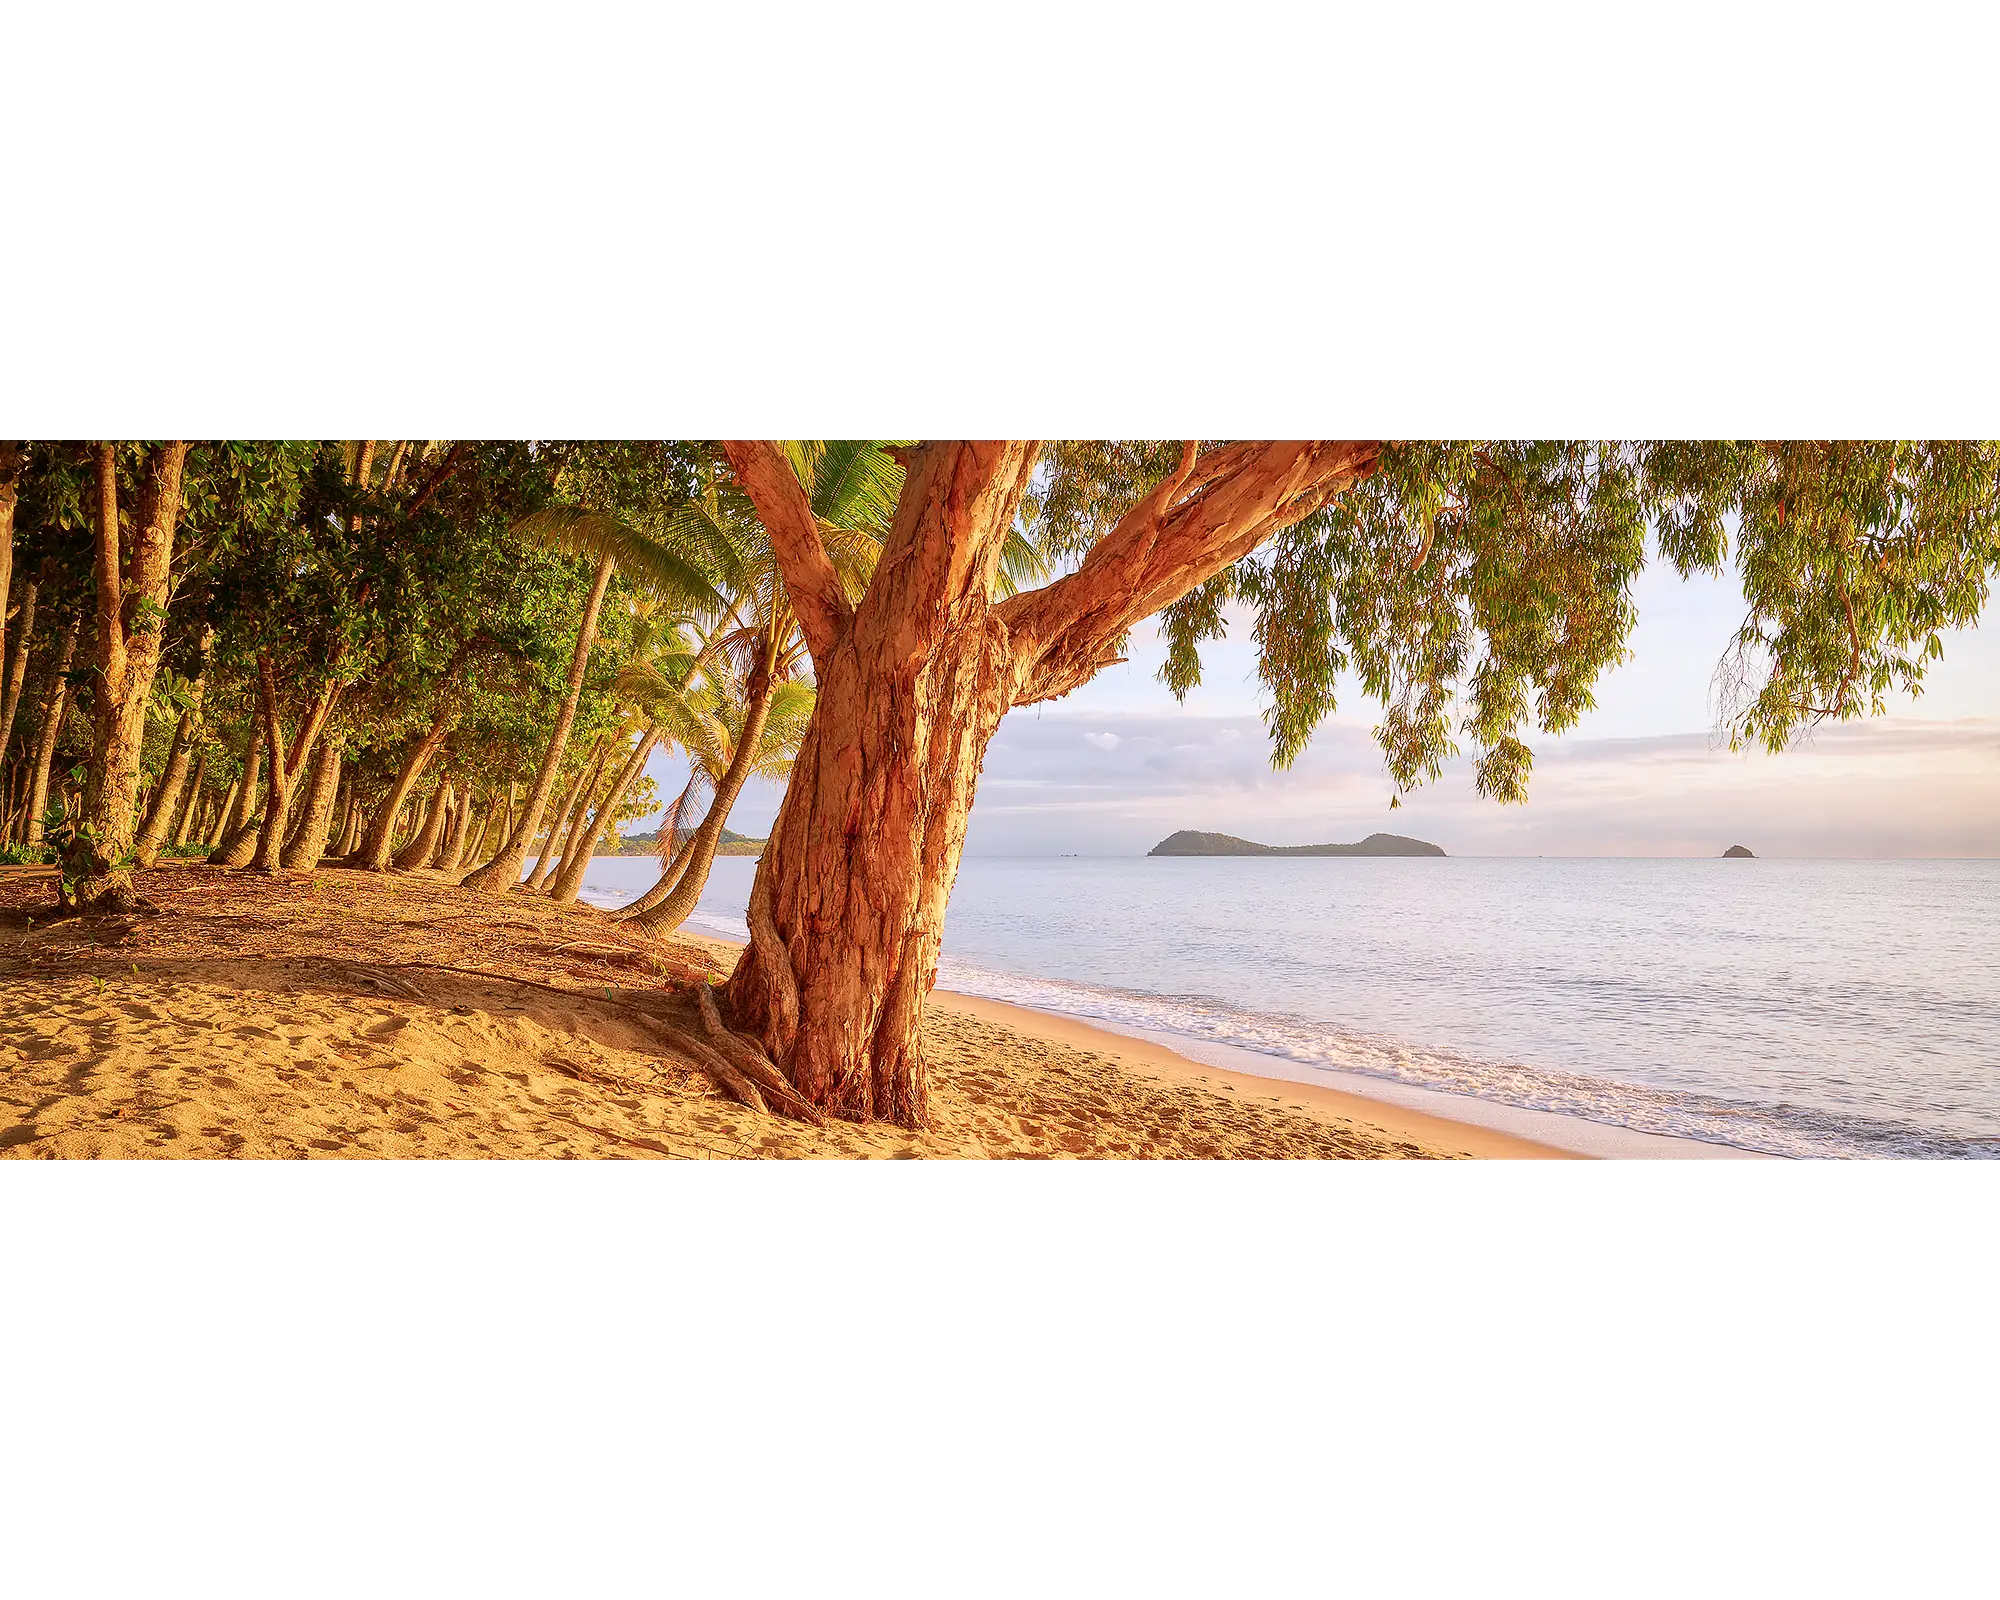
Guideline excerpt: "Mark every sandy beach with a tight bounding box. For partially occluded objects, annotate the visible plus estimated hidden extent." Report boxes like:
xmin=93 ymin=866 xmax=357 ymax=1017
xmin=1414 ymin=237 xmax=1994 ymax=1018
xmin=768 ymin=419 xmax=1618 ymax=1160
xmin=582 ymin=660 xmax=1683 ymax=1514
xmin=0 ymin=864 xmax=1524 ymax=1160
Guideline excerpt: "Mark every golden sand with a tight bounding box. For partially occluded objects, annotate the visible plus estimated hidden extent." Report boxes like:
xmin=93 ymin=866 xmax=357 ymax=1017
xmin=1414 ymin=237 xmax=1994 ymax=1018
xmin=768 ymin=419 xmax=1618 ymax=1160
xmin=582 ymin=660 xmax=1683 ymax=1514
xmin=0 ymin=865 xmax=1553 ymax=1160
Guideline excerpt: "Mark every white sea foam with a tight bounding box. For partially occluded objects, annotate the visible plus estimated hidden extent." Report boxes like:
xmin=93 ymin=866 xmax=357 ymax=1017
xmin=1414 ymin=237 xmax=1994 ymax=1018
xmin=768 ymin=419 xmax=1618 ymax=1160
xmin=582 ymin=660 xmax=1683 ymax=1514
xmin=578 ymin=853 xmax=2000 ymax=1160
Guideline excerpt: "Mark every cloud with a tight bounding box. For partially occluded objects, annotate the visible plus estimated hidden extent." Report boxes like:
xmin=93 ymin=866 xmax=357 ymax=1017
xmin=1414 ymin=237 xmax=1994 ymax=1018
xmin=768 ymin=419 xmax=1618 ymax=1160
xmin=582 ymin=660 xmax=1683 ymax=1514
xmin=965 ymin=709 xmax=2000 ymax=858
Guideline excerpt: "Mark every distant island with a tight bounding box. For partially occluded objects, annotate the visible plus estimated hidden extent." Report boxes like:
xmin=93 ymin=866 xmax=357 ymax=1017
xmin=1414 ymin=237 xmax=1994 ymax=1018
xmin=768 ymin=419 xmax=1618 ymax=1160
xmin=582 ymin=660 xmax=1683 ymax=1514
xmin=606 ymin=827 xmax=765 ymax=858
xmin=1722 ymin=844 xmax=1756 ymax=858
xmin=1149 ymin=829 xmax=1446 ymax=858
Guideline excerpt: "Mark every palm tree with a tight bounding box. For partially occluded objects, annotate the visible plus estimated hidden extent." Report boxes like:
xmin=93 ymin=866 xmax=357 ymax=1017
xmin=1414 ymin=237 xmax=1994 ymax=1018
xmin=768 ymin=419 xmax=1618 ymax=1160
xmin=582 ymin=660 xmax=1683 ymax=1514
xmin=460 ymin=500 xmax=725 ymax=894
xmin=614 ymin=664 xmax=816 ymax=928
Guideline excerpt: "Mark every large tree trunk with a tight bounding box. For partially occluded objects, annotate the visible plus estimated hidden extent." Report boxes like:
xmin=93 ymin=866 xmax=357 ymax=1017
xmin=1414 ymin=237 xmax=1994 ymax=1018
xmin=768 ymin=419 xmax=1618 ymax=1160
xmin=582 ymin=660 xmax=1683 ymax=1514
xmin=280 ymin=734 xmax=345 ymax=868
xmin=23 ymin=614 xmax=82 ymax=850
xmin=133 ymin=630 xmax=215 ymax=868
xmin=717 ymin=438 xmax=1378 ymax=1125
xmin=629 ymin=675 xmax=775 ymax=937
xmin=0 ymin=577 xmax=38 ymax=764
xmin=549 ymin=729 xmax=657 ymax=906
xmin=66 ymin=442 xmax=192 ymax=911
xmin=462 ymin=551 xmax=617 ymax=893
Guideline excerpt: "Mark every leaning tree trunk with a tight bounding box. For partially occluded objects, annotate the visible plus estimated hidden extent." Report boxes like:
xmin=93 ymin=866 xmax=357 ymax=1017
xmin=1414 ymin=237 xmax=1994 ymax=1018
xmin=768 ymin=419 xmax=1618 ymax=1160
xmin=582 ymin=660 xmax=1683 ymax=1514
xmin=462 ymin=551 xmax=617 ymax=894
xmin=252 ymin=667 xmax=343 ymax=874
xmin=716 ymin=438 xmax=1378 ymax=1126
xmin=280 ymin=734 xmax=344 ymax=868
xmin=0 ymin=577 xmax=37 ymax=763
xmin=132 ymin=629 xmax=215 ymax=868
xmin=23 ymin=614 xmax=82 ymax=850
xmin=614 ymin=776 xmax=701 ymax=920
xmin=628 ymin=678 xmax=774 ymax=937
xmin=435 ymin=780 xmax=476 ymax=872
xmin=525 ymin=744 xmax=602 ymax=891
xmin=0 ymin=442 xmax=20 ymax=693
xmin=172 ymin=742 xmax=209 ymax=848
xmin=357 ymin=711 xmax=454 ymax=871
xmin=66 ymin=441 xmax=192 ymax=911
xmin=392 ymin=779 xmax=451 ymax=870
xmin=549 ymin=729 xmax=657 ymax=906
xmin=536 ymin=740 xmax=612 ymax=895
xmin=209 ymin=720 xmax=267 ymax=868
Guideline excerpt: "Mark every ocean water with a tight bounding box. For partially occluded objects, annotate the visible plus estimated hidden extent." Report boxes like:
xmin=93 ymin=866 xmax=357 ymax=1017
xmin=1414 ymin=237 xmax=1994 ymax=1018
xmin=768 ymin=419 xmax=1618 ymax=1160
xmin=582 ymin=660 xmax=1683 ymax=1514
xmin=573 ymin=854 xmax=2000 ymax=1160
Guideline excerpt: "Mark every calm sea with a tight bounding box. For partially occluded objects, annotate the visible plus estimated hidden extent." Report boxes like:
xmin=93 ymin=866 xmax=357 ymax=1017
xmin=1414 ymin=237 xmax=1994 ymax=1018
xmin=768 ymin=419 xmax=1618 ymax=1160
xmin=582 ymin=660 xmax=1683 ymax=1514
xmin=570 ymin=854 xmax=2000 ymax=1159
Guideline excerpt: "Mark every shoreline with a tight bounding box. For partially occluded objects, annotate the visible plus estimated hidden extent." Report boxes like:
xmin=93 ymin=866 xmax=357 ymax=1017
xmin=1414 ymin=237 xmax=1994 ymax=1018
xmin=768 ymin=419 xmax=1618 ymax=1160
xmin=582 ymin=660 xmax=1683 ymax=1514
xmin=671 ymin=928 xmax=1765 ymax=1161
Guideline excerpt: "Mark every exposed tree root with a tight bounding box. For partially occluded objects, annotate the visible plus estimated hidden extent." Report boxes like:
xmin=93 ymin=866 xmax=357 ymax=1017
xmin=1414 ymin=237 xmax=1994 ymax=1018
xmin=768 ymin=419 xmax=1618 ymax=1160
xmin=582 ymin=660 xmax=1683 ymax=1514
xmin=691 ymin=981 xmax=824 ymax=1125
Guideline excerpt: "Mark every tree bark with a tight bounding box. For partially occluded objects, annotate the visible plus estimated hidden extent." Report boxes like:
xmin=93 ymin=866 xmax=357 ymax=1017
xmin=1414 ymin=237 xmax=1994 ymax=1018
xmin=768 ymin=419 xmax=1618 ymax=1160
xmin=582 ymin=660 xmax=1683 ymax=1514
xmin=392 ymin=779 xmax=451 ymax=870
xmin=436 ymin=778 xmax=476 ymax=872
xmin=24 ymin=614 xmax=82 ymax=850
xmin=462 ymin=551 xmax=616 ymax=893
xmin=0 ymin=442 xmax=20 ymax=691
xmin=717 ymin=438 xmax=1379 ymax=1125
xmin=280 ymin=733 xmax=345 ymax=868
xmin=357 ymin=711 xmax=454 ymax=871
xmin=535 ymin=740 xmax=611 ymax=893
xmin=133 ymin=629 xmax=215 ymax=868
xmin=613 ymin=777 xmax=699 ymax=920
xmin=172 ymin=742 xmax=209 ymax=848
xmin=0 ymin=577 xmax=37 ymax=764
xmin=525 ymin=744 xmax=602 ymax=892
xmin=251 ymin=668 xmax=342 ymax=874
xmin=66 ymin=441 xmax=192 ymax=910
xmin=549 ymin=729 xmax=657 ymax=906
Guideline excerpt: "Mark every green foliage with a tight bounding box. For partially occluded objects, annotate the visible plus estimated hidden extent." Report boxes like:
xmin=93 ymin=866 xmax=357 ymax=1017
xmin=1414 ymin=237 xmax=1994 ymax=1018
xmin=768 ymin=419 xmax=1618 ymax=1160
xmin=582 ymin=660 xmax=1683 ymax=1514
xmin=1035 ymin=440 xmax=2000 ymax=804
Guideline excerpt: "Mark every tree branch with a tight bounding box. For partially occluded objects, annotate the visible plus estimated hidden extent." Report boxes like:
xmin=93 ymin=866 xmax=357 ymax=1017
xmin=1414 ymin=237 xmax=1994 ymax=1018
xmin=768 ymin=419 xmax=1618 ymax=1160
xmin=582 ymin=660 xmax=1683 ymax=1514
xmin=1000 ymin=440 xmax=1380 ymax=706
xmin=721 ymin=440 xmax=852 ymax=667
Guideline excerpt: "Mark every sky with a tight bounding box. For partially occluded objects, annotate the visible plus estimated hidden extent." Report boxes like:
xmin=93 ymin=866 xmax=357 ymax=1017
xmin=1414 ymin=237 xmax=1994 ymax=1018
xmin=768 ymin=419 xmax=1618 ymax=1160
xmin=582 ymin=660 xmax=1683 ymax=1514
xmin=636 ymin=559 xmax=2000 ymax=859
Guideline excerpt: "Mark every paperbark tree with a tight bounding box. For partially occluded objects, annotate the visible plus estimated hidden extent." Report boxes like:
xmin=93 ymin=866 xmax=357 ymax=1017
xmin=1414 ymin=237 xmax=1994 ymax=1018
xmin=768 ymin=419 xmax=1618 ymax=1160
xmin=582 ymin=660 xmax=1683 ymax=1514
xmin=63 ymin=442 xmax=192 ymax=909
xmin=715 ymin=439 xmax=1378 ymax=1123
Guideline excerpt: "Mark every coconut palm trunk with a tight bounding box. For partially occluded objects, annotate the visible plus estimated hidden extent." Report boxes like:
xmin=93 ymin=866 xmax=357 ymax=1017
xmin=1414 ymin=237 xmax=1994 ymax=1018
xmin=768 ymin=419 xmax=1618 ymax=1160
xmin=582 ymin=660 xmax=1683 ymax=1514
xmin=524 ymin=744 xmax=603 ymax=891
xmin=627 ymin=665 xmax=773 ymax=936
xmin=462 ymin=551 xmax=616 ymax=893
xmin=0 ymin=443 xmax=20 ymax=692
xmin=536 ymin=740 xmax=612 ymax=895
xmin=23 ymin=614 xmax=81 ymax=850
xmin=549 ymin=729 xmax=657 ymax=906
